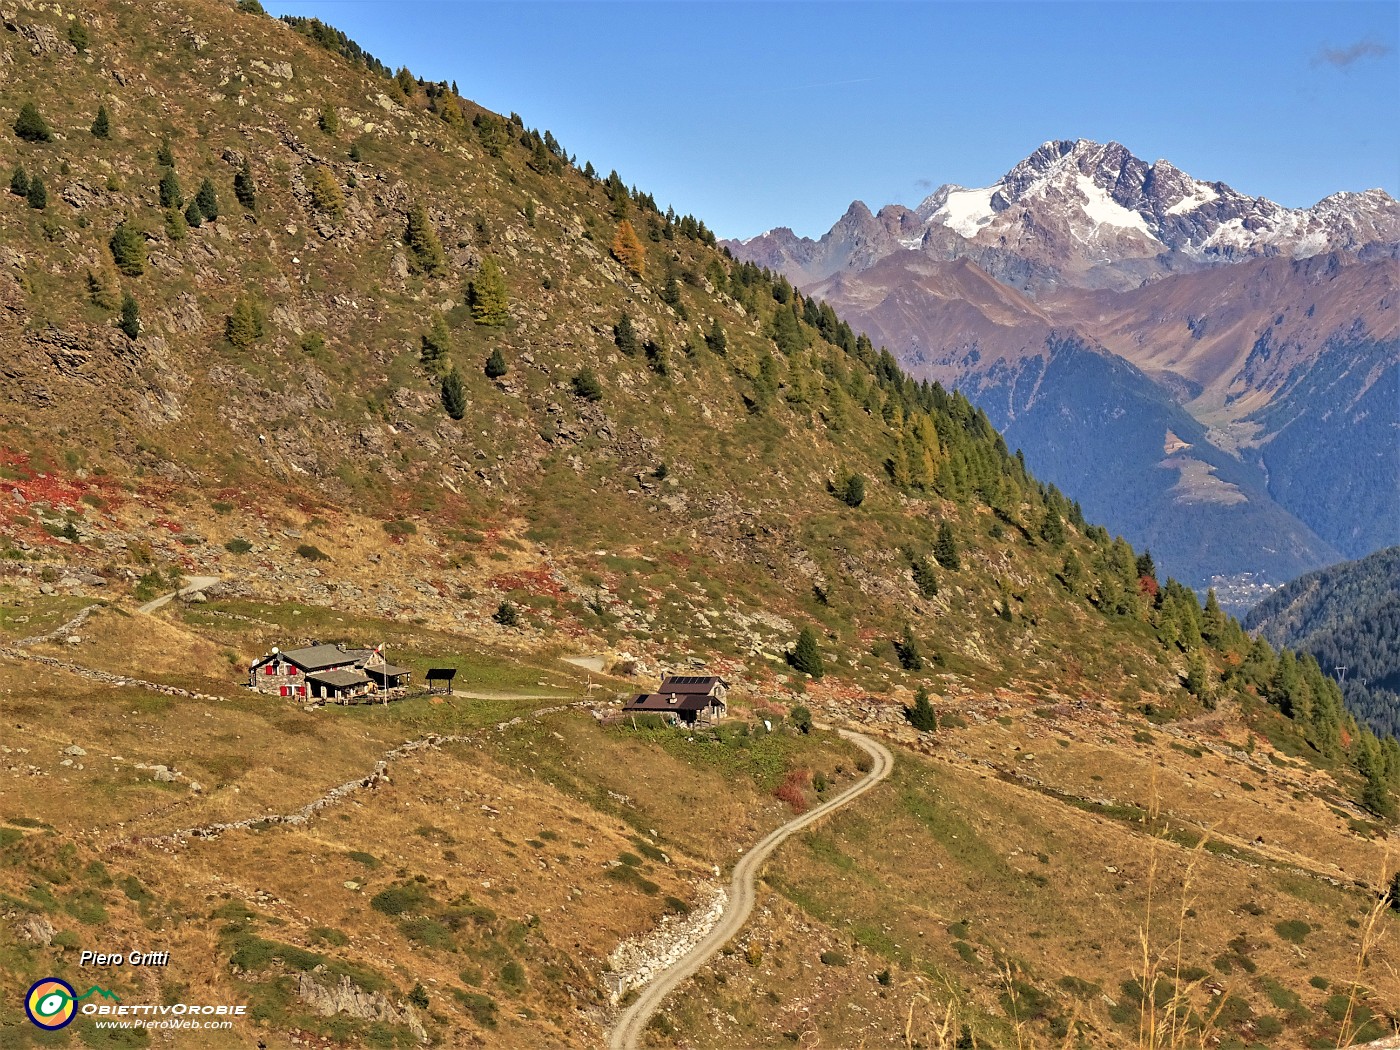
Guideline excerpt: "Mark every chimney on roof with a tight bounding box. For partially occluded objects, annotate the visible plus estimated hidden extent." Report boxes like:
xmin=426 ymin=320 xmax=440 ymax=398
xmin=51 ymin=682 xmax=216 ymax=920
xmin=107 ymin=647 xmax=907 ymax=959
xmin=337 ymin=643 xmax=346 ymax=652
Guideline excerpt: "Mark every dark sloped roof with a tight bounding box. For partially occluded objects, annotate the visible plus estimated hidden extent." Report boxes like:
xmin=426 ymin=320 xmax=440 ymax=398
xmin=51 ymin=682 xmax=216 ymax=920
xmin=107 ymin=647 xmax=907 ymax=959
xmin=282 ymin=644 xmax=374 ymax=671
xmin=657 ymin=675 xmax=727 ymax=694
xmin=626 ymin=692 xmax=721 ymax=713
xmin=366 ymin=663 xmax=410 ymax=679
xmin=307 ymin=668 xmax=371 ymax=689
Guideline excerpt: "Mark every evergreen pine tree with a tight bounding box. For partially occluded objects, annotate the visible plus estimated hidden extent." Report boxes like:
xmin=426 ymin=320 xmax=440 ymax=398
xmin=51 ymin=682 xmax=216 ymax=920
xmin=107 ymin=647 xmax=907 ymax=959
xmin=90 ymin=105 xmax=111 ymax=139
xmin=791 ymin=626 xmax=825 ymax=679
xmin=571 ymin=369 xmax=603 ymax=401
xmin=9 ymin=165 xmax=28 ymax=196
xmin=164 ymin=206 xmax=187 ymax=242
xmin=705 ymin=318 xmax=727 ymax=354
xmin=610 ymin=219 xmax=645 ymax=276
xmin=25 ymin=175 xmax=45 ymax=210
xmin=318 ymin=103 xmax=339 ymax=135
xmin=420 ymin=314 xmax=451 ymax=372
xmin=155 ymin=136 xmax=175 ymax=167
xmin=195 ymin=178 xmax=219 ymax=220
xmin=840 ymin=473 xmax=866 ymax=508
xmin=1040 ymin=508 xmax=1066 ymax=546
xmin=158 ymin=167 xmax=182 ymax=209
xmin=468 ymin=256 xmax=509 ymax=325
xmin=440 ymin=367 xmax=466 ymax=419
xmin=404 ymin=202 xmax=446 ymax=276
xmin=484 ymin=347 xmax=507 ymax=379
xmin=109 ymin=220 xmax=146 ymax=276
xmin=225 ymin=297 xmax=264 ymax=348
xmin=233 ymin=161 xmax=257 ymax=210
xmin=788 ymin=705 xmax=813 ymax=734
xmin=86 ymin=267 xmax=120 ymax=309
xmin=67 ymin=20 xmax=90 ymax=51
xmin=934 ymin=521 xmax=961 ymax=570
xmin=1135 ymin=550 xmax=1156 ymax=581
xmin=896 ymin=625 xmax=925 ymax=671
xmin=913 ymin=558 xmax=938 ymax=599
xmin=118 ymin=293 xmax=140 ymax=339
xmin=613 ymin=311 xmax=638 ymax=356
xmin=905 ymin=687 xmax=938 ymax=732
xmin=184 ymin=199 xmax=202 ymax=228
xmin=13 ymin=102 xmax=53 ymax=143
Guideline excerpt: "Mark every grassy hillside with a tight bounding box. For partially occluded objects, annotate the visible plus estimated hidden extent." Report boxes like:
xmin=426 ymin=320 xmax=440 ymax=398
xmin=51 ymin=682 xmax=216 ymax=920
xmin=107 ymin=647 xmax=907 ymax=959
xmin=0 ymin=2 xmax=1395 ymax=1047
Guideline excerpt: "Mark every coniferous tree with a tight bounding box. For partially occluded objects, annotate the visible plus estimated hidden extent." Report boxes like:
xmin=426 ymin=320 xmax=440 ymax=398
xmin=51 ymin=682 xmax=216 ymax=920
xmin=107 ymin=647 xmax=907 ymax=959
xmin=906 ymin=687 xmax=938 ymax=732
xmin=118 ymin=293 xmax=140 ymax=338
xmin=109 ymin=220 xmax=146 ymax=276
xmin=308 ymin=165 xmax=345 ymax=219
xmin=87 ymin=267 xmax=119 ymax=310
xmin=318 ymin=103 xmax=339 ymax=135
xmin=791 ymin=626 xmax=825 ymax=679
xmin=492 ymin=600 xmax=520 ymax=627
xmin=788 ymin=705 xmax=813 ymax=734
xmin=13 ymin=102 xmax=53 ymax=143
xmin=195 ymin=178 xmax=219 ymax=221
xmin=614 ymin=311 xmax=638 ymax=356
xmin=896 ymin=625 xmax=925 ymax=671
xmin=164 ymin=204 xmax=188 ymax=241
xmin=158 ymin=167 xmax=182 ymax=209
xmin=90 ymin=105 xmax=111 ymax=139
xmin=184 ymin=199 xmax=202 ymax=228
xmin=610 ymin=219 xmax=645 ymax=276
xmin=571 ymin=369 xmax=603 ymax=402
xmin=420 ymin=314 xmax=451 ymax=372
xmin=67 ymin=20 xmax=89 ymax=51
xmin=440 ymin=367 xmax=466 ymax=420
xmin=225 ymin=296 xmax=264 ymax=348
xmin=25 ymin=175 xmax=46 ymax=210
xmin=934 ymin=521 xmax=961 ymax=570
xmin=1040 ymin=508 xmax=1066 ymax=547
xmin=155 ymin=136 xmax=175 ymax=167
xmin=913 ymin=558 xmax=939 ymax=599
xmin=484 ymin=347 xmax=507 ymax=379
xmin=9 ymin=165 xmax=28 ymax=196
xmin=840 ymin=473 xmax=866 ymax=508
xmin=705 ymin=317 xmax=727 ymax=354
xmin=233 ymin=160 xmax=257 ymax=210
xmin=468 ymin=256 xmax=509 ymax=325
xmin=404 ymin=202 xmax=446 ymax=276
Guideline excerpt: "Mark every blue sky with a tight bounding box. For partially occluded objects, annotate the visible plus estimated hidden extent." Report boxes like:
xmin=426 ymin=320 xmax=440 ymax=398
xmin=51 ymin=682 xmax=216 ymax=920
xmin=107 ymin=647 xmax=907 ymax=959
xmin=263 ymin=1 xmax=1399 ymax=240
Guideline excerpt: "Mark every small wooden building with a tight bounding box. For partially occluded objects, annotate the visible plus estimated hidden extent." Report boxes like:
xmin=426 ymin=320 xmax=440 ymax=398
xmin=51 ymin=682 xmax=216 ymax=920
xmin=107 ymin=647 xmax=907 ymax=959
xmin=624 ymin=674 xmax=728 ymax=725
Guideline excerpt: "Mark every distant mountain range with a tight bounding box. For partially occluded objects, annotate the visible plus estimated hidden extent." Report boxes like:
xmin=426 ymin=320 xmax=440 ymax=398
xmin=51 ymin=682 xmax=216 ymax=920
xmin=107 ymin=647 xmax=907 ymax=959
xmin=726 ymin=140 xmax=1400 ymax=607
xmin=1246 ymin=547 xmax=1400 ymax=738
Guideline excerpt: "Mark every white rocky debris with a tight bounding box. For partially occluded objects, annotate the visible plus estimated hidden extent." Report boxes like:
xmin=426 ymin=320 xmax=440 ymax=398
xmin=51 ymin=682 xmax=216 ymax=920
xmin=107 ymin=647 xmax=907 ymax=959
xmin=602 ymin=883 xmax=727 ymax=1004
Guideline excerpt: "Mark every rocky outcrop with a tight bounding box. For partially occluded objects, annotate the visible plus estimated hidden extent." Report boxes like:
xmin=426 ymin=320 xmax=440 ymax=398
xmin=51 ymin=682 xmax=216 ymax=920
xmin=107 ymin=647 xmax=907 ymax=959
xmin=295 ymin=972 xmax=427 ymax=1044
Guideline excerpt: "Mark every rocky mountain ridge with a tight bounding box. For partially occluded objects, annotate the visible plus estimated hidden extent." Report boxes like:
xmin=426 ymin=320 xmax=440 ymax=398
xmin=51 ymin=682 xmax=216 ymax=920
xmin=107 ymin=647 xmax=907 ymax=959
xmin=732 ymin=138 xmax=1400 ymax=294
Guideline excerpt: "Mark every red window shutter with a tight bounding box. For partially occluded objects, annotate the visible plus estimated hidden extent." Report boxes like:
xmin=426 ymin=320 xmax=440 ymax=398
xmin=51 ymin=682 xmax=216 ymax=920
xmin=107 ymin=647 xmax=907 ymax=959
xmin=280 ymin=686 xmax=289 ymax=697
xmin=265 ymin=665 xmax=274 ymax=675
xmin=289 ymin=666 xmax=298 ymax=675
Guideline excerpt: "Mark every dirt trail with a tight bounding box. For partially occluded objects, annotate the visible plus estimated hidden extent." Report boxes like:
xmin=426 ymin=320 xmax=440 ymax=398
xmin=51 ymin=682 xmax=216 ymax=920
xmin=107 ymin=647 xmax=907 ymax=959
xmin=136 ymin=575 xmax=221 ymax=614
xmin=607 ymin=728 xmax=894 ymax=1050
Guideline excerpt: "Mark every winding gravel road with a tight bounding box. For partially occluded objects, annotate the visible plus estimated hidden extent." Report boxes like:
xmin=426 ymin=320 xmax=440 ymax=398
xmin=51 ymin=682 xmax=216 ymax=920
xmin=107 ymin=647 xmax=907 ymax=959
xmin=608 ymin=728 xmax=894 ymax=1050
xmin=136 ymin=575 xmax=221 ymax=614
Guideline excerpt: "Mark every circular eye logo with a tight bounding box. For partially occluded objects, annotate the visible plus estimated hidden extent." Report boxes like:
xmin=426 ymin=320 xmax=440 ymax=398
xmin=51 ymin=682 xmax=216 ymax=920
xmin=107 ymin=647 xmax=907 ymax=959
xmin=25 ymin=978 xmax=77 ymax=1030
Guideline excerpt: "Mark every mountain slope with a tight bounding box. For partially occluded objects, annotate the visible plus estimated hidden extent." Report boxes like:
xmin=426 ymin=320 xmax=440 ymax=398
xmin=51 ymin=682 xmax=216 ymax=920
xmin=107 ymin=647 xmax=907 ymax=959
xmin=0 ymin=4 xmax=1396 ymax=1048
xmin=730 ymin=143 xmax=1399 ymax=598
xmin=1247 ymin=547 xmax=1400 ymax=737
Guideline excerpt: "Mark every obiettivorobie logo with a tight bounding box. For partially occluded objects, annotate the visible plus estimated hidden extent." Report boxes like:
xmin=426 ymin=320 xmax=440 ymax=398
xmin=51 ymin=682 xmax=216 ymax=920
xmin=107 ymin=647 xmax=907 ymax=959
xmin=24 ymin=978 xmax=121 ymax=1030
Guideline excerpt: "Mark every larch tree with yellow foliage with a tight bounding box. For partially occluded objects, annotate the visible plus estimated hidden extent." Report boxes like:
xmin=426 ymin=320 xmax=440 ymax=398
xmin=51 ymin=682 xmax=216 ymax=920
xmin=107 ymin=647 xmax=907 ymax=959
xmin=611 ymin=219 xmax=645 ymax=277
